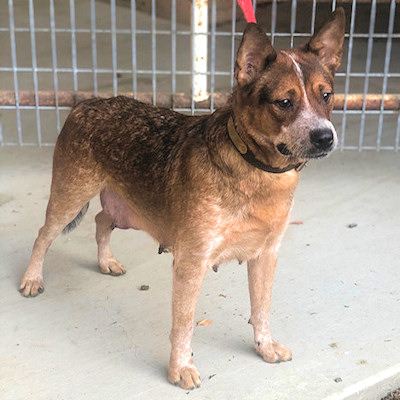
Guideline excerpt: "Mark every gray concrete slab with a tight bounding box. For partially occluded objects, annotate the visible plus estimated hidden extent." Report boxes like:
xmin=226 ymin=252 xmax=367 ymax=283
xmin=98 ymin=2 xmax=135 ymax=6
xmin=1 ymin=147 xmax=400 ymax=400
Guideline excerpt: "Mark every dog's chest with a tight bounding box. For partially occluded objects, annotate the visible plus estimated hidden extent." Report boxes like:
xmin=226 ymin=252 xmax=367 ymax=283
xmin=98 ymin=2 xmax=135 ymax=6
xmin=207 ymin=181 xmax=296 ymax=264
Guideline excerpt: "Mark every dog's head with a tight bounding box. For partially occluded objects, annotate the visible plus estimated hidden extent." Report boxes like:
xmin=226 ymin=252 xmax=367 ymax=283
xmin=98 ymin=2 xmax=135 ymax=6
xmin=232 ymin=8 xmax=345 ymax=164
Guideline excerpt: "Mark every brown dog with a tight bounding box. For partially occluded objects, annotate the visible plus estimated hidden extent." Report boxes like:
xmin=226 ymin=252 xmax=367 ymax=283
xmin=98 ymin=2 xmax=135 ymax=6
xmin=20 ymin=9 xmax=345 ymax=390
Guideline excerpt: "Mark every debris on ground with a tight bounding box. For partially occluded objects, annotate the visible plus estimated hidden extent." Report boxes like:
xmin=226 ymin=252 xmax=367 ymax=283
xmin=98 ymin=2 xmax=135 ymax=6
xmin=197 ymin=319 xmax=213 ymax=326
xmin=290 ymin=221 xmax=304 ymax=225
xmin=139 ymin=285 xmax=149 ymax=291
xmin=334 ymin=377 xmax=342 ymax=383
xmin=347 ymin=223 xmax=358 ymax=228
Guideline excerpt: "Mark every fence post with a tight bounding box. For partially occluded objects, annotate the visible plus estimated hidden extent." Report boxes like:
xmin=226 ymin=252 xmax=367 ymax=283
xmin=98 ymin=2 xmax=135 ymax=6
xmin=193 ymin=0 xmax=208 ymax=102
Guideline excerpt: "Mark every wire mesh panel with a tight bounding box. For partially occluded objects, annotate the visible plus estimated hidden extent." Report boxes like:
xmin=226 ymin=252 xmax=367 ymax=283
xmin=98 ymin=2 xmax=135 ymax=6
xmin=0 ymin=0 xmax=399 ymax=149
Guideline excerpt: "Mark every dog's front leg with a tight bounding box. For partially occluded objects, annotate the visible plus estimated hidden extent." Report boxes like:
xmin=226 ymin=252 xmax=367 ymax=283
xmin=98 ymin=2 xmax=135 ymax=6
xmin=168 ymin=257 xmax=207 ymax=390
xmin=247 ymin=244 xmax=292 ymax=363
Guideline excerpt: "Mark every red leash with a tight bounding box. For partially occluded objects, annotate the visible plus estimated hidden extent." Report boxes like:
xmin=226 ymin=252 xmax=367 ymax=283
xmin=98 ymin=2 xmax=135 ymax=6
xmin=237 ymin=0 xmax=257 ymax=23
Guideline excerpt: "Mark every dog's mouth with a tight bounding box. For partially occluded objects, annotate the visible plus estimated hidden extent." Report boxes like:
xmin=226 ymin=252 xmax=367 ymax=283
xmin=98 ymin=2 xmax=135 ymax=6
xmin=277 ymin=143 xmax=332 ymax=160
xmin=307 ymin=151 xmax=329 ymax=159
xmin=277 ymin=143 xmax=292 ymax=156
xmin=300 ymin=148 xmax=330 ymax=159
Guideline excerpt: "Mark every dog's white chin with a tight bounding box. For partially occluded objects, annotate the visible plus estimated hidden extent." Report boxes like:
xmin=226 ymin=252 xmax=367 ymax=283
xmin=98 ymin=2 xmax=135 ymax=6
xmin=309 ymin=152 xmax=329 ymax=159
xmin=301 ymin=149 xmax=333 ymax=160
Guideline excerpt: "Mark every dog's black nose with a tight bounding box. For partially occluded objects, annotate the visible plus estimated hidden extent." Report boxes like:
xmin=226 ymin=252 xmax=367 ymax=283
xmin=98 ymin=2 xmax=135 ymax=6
xmin=310 ymin=129 xmax=334 ymax=150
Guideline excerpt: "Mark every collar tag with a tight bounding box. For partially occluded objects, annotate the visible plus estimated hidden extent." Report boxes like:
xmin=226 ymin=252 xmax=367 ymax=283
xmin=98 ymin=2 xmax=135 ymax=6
xmin=295 ymin=161 xmax=307 ymax=172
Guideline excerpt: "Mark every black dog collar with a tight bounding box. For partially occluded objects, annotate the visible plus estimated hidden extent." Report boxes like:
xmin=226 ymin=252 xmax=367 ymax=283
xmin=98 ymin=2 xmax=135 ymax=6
xmin=227 ymin=117 xmax=306 ymax=174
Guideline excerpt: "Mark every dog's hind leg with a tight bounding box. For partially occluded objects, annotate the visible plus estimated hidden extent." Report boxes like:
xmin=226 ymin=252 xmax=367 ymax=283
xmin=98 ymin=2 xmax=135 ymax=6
xmin=95 ymin=210 xmax=126 ymax=276
xmin=20 ymin=171 xmax=103 ymax=297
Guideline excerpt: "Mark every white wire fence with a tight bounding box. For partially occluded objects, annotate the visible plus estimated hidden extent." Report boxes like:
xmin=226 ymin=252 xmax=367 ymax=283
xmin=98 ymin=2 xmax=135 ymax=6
xmin=0 ymin=0 xmax=399 ymax=150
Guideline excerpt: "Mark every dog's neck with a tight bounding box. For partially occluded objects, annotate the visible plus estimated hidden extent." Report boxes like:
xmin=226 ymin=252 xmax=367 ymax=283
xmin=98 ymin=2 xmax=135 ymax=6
xmin=227 ymin=115 xmax=306 ymax=174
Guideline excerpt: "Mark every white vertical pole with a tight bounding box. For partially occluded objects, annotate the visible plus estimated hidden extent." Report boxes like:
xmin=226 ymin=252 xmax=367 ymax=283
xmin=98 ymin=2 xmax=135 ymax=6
xmin=193 ymin=0 xmax=208 ymax=102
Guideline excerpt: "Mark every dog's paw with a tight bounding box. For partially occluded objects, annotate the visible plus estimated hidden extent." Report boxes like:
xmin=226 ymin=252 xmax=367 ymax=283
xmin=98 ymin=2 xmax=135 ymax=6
xmin=99 ymin=258 xmax=126 ymax=276
xmin=19 ymin=274 xmax=44 ymax=297
xmin=168 ymin=361 xmax=201 ymax=390
xmin=256 ymin=340 xmax=292 ymax=363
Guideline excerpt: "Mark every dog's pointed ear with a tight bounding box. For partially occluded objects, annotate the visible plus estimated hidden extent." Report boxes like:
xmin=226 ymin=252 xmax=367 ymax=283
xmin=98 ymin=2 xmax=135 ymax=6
xmin=235 ymin=23 xmax=277 ymax=87
xmin=306 ymin=8 xmax=346 ymax=74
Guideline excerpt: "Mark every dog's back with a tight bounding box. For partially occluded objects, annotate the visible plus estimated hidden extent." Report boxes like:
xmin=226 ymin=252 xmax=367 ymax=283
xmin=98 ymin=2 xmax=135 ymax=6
xmin=57 ymin=96 xmax=188 ymax=178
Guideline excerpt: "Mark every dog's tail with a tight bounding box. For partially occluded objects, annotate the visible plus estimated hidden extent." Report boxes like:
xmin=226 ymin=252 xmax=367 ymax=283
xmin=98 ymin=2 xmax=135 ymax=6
xmin=62 ymin=202 xmax=90 ymax=235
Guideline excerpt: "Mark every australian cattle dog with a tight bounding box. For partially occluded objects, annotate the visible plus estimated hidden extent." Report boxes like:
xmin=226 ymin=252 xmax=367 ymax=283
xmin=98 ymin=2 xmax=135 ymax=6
xmin=20 ymin=9 xmax=345 ymax=390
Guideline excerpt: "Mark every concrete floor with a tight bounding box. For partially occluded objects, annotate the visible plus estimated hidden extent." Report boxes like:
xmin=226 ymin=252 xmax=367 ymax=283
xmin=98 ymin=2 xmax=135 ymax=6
xmin=1 ymin=147 xmax=400 ymax=400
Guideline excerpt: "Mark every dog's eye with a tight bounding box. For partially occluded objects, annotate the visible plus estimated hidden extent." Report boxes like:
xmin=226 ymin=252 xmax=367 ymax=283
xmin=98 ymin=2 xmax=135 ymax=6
xmin=323 ymin=92 xmax=332 ymax=104
xmin=274 ymin=99 xmax=292 ymax=110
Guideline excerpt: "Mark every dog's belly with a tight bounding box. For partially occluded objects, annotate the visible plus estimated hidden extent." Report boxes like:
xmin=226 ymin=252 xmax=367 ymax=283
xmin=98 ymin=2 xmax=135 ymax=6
xmin=100 ymin=187 xmax=144 ymax=230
